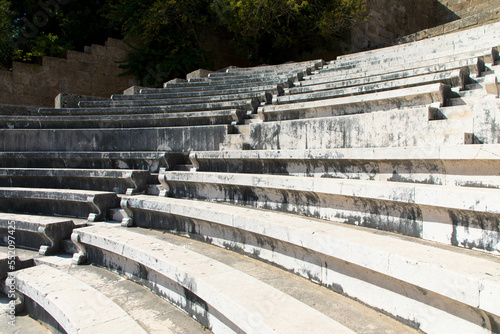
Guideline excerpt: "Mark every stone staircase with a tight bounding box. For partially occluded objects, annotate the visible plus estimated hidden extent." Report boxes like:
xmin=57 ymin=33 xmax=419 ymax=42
xmin=1 ymin=21 xmax=500 ymax=334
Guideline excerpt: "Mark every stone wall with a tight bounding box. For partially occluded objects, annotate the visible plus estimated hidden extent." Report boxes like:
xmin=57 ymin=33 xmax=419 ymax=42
xmin=0 ymin=38 xmax=138 ymax=107
xmin=351 ymin=0 xmax=436 ymax=51
xmin=351 ymin=0 xmax=500 ymax=52
xmin=394 ymin=1 xmax=500 ymax=45
xmin=435 ymin=0 xmax=499 ymax=24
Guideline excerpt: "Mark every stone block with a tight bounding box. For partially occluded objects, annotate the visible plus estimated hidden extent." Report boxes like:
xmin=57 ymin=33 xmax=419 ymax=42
xmin=114 ymin=195 xmax=500 ymax=333
xmin=186 ymin=69 xmax=213 ymax=80
xmin=0 ymin=187 xmax=119 ymax=222
xmin=8 ymin=265 xmax=147 ymax=333
xmin=0 ymin=125 xmax=229 ymax=152
xmin=71 ymin=225 xmax=355 ymax=334
xmin=0 ymin=213 xmax=74 ymax=255
xmin=0 ymin=151 xmax=186 ymax=173
xmin=123 ymin=86 xmax=147 ymax=95
xmin=0 ymin=109 xmax=244 ymax=130
xmin=54 ymin=93 xmax=108 ymax=108
xmin=0 ymin=168 xmax=151 ymax=195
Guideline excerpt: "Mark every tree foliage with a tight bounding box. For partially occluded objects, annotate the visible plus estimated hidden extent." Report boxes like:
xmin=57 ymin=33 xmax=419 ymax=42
xmin=0 ymin=0 xmax=368 ymax=83
xmin=0 ymin=0 xmax=116 ymax=69
xmin=0 ymin=0 xmax=15 ymax=68
xmin=102 ymin=0 xmax=213 ymax=86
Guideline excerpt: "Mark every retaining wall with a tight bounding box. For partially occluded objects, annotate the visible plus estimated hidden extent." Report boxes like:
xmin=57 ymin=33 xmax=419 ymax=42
xmin=0 ymin=38 xmax=138 ymax=107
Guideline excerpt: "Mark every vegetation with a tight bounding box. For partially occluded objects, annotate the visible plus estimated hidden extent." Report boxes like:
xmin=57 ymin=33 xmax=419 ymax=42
xmin=0 ymin=0 xmax=368 ymax=85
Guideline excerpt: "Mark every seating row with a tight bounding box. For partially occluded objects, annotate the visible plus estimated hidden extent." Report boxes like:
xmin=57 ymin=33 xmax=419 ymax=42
xmin=291 ymin=57 xmax=483 ymax=95
xmin=0 ymin=168 xmax=151 ymax=194
xmin=71 ymin=224 xmax=354 ymax=334
xmin=0 ymin=151 xmax=185 ymax=173
xmin=7 ymin=264 xmax=148 ymax=333
xmin=0 ymin=109 xmax=245 ymax=129
xmin=114 ymin=194 xmax=500 ymax=334
xmin=0 ymin=187 xmax=119 ymax=222
xmin=0 ymin=213 xmax=74 ymax=255
xmin=333 ymin=21 xmax=500 ymax=65
xmin=188 ymin=144 xmax=500 ymax=189
xmin=111 ymin=83 xmax=284 ymax=101
xmin=308 ymin=47 xmax=498 ymax=82
xmin=0 ymin=125 xmax=229 ymax=152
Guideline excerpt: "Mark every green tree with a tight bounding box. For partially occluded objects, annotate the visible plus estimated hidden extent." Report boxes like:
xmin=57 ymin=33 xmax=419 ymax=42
xmin=1 ymin=1 xmax=116 ymax=67
xmin=103 ymin=0 xmax=213 ymax=86
xmin=0 ymin=0 xmax=14 ymax=69
xmin=1 ymin=0 xmax=369 ymax=83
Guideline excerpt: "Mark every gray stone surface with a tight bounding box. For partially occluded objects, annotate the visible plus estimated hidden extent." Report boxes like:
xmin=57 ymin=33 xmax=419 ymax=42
xmin=141 ymin=77 xmax=294 ymax=94
xmin=159 ymin=169 xmax=500 ymax=253
xmin=0 ymin=125 xmax=229 ymax=152
xmin=275 ymin=69 xmax=468 ymax=105
xmin=72 ymin=224 xmax=355 ymax=334
xmin=39 ymin=98 xmax=259 ymax=115
xmin=114 ymin=84 xmax=284 ymax=101
xmin=0 ymin=151 xmax=186 ymax=173
xmin=0 ymin=109 xmax=245 ymax=130
xmin=8 ymin=264 xmax=148 ymax=333
xmin=313 ymin=47 xmax=497 ymax=81
xmin=0 ymin=187 xmax=119 ymax=222
xmin=259 ymin=83 xmax=450 ymax=121
xmin=189 ymin=144 xmax=500 ymax=189
xmin=54 ymin=93 xmax=108 ymax=109
xmin=292 ymin=58 xmax=482 ymax=95
xmin=336 ymin=21 xmax=500 ymax=64
xmin=0 ymin=168 xmax=151 ymax=194
xmin=117 ymin=194 xmax=500 ymax=334
xmin=78 ymin=92 xmax=270 ymax=108
xmin=255 ymin=106 xmax=467 ymax=150
xmin=0 ymin=213 xmax=74 ymax=255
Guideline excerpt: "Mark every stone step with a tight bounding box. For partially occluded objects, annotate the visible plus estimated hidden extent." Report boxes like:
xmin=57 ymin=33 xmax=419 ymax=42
xmin=275 ymin=69 xmax=468 ymax=105
xmin=172 ymin=164 xmax=194 ymax=171
xmin=79 ymin=92 xmax=271 ymax=108
xmin=73 ymin=224 xmax=417 ymax=333
xmin=202 ymin=70 xmax=305 ymax=82
xmin=0 ymin=294 xmax=52 ymax=334
xmin=30 ymin=256 xmax=211 ymax=334
xmin=0 ymin=246 xmax=36 ymax=279
xmin=38 ymin=99 xmax=260 ymax=115
xmin=72 ymin=224 xmax=356 ymax=334
xmin=311 ymin=47 xmax=498 ymax=83
xmin=188 ymin=144 xmax=500 ymax=189
xmin=254 ymin=106 xmax=472 ymax=150
xmin=0 ymin=125 xmax=229 ymax=153
xmin=0 ymin=168 xmax=151 ymax=195
xmin=7 ymin=264 xmax=148 ymax=333
xmin=225 ymin=133 xmax=249 ymax=144
xmin=140 ymin=77 xmax=293 ymax=94
xmin=0 ymin=187 xmax=119 ymax=222
xmin=0 ymin=213 xmax=75 ymax=255
xmin=335 ymin=22 xmax=500 ymax=63
xmin=259 ymin=83 xmax=450 ymax=122
xmin=218 ymin=142 xmax=251 ymax=151
xmin=0 ymin=109 xmax=245 ymax=129
xmin=170 ymin=73 xmax=301 ymax=86
xmin=0 ymin=151 xmax=186 ymax=173
xmin=158 ymin=169 xmax=499 ymax=253
xmin=325 ymin=42 xmax=499 ymax=74
xmin=111 ymin=84 xmax=283 ymax=101
xmin=232 ymin=124 xmax=250 ymax=134
xmin=118 ymin=195 xmax=500 ymax=334
xmin=222 ymin=60 xmax=324 ymax=74
xmin=304 ymin=56 xmax=486 ymax=89
xmin=0 ymin=104 xmax=39 ymax=117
